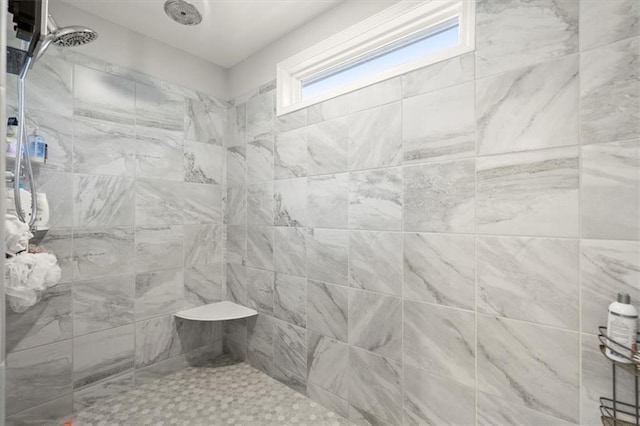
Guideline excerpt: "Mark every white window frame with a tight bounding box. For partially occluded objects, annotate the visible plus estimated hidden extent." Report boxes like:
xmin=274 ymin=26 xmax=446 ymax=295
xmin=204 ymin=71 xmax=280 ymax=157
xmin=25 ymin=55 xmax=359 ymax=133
xmin=276 ymin=0 xmax=475 ymax=116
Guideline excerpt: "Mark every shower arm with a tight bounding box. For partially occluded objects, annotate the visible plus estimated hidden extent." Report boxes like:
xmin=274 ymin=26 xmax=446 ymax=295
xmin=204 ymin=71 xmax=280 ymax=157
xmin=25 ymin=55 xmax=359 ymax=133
xmin=12 ymin=54 xmax=38 ymax=229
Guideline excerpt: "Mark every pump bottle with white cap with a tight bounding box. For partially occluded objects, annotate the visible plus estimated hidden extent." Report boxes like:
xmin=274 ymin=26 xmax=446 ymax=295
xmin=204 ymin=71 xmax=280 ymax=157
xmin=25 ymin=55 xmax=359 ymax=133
xmin=606 ymin=293 xmax=638 ymax=363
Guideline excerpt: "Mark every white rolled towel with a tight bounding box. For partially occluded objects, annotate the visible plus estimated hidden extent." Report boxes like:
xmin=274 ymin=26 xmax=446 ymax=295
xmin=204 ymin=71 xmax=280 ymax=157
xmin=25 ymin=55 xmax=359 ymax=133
xmin=5 ymin=214 xmax=33 ymax=256
xmin=5 ymin=252 xmax=62 ymax=313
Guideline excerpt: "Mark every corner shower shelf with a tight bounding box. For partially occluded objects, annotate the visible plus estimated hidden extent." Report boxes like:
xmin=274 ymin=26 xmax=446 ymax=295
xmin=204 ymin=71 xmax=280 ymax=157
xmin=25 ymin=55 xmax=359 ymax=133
xmin=175 ymin=301 xmax=257 ymax=322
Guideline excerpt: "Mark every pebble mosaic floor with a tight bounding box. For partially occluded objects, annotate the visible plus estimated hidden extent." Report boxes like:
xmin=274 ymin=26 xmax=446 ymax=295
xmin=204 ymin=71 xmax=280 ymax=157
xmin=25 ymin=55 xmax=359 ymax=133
xmin=54 ymin=360 xmax=351 ymax=426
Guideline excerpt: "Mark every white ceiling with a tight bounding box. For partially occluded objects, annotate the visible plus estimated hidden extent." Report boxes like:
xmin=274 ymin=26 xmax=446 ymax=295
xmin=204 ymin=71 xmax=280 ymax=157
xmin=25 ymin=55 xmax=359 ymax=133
xmin=59 ymin=0 xmax=344 ymax=68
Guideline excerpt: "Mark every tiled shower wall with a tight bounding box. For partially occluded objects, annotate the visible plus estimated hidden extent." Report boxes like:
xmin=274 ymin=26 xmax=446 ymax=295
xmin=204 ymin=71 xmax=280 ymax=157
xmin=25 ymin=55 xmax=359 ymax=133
xmin=4 ymin=46 xmax=226 ymax=423
xmin=223 ymin=0 xmax=640 ymax=424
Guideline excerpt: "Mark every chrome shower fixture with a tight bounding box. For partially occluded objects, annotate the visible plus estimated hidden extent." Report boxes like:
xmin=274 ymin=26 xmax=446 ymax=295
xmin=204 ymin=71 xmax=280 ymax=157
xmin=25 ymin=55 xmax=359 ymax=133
xmin=164 ymin=0 xmax=202 ymax=26
xmin=33 ymin=15 xmax=98 ymax=62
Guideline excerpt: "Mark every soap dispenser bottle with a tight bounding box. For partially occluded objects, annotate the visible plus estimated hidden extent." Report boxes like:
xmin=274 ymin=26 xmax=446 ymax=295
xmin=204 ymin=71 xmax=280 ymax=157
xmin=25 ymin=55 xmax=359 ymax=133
xmin=606 ymin=293 xmax=638 ymax=363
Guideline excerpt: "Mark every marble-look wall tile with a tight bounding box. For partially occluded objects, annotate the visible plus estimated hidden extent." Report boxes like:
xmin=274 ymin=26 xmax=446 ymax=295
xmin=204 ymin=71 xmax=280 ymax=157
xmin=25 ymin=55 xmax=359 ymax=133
xmin=478 ymin=236 xmax=579 ymax=329
xmin=580 ymin=0 xmax=640 ymax=51
xmin=581 ymin=36 xmax=640 ymax=145
xmin=348 ymin=347 xmax=402 ymax=424
xmin=272 ymin=363 xmax=307 ymax=395
xmin=34 ymin=173 xmax=71 ymax=229
xmin=307 ymin=93 xmax=349 ymax=124
xmin=348 ymin=102 xmax=401 ymax=171
xmin=478 ymin=391 xmax=576 ymax=426
xmin=223 ymin=318 xmax=247 ymax=361
xmin=73 ymin=372 xmax=134 ymax=411
xmin=228 ymin=102 xmax=246 ymax=148
xmin=403 ymin=233 xmax=475 ymax=310
xmin=349 ymin=231 xmax=402 ymax=296
xmin=307 ymin=173 xmax=349 ymax=229
xmin=135 ymin=269 xmax=183 ymax=320
xmin=476 ymin=147 xmax=579 ymax=237
xmin=274 ymin=178 xmax=307 ymax=227
xmin=73 ymin=325 xmax=134 ymax=389
xmin=247 ymin=314 xmax=275 ymax=374
xmin=403 ymin=81 xmax=475 ymax=163
xmin=581 ymin=239 xmax=640 ymax=333
xmin=476 ymin=55 xmax=579 ymax=155
xmin=307 ymin=280 xmax=348 ymax=342
xmin=183 ymin=224 xmax=222 ymax=266
xmin=403 ymin=364 xmax=475 ymax=426
xmin=18 ymin=55 xmax=73 ymax=117
xmin=73 ymin=116 xmax=135 ymax=176
xmin=349 ymin=168 xmax=402 ymax=230
xmin=226 ymin=224 xmax=246 ymax=266
xmin=274 ymin=226 xmax=306 ymax=277
xmin=226 ymin=263 xmax=248 ymax=306
xmin=275 ymin=108 xmax=307 ymax=134
xmin=247 ymin=226 xmax=274 ymax=270
xmin=73 ymin=227 xmax=134 ymax=281
xmin=349 ymin=289 xmax=401 ymax=361
xmin=184 ymin=263 xmax=222 ymax=307
xmin=306 ymin=228 xmax=348 ymax=285
xmin=306 ymin=382 xmax=350 ymax=419
xmin=225 ymin=185 xmax=246 ymax=226
xmin=135 ymin=225 xmax=184 ymax=273
xmin=135 ymin=315 xmax=181 ymax=368
xmin=183 ymin=182 xmax=222 ymax=224
xmin=475 ymin=0 xmax=578 ymax=78
xmin=247 ymin=137 xmax=274 ymax=182
xmin=349 ymin=405 xmax=394 ymax=426
xmin=403 ymin=159 xmax=475 ymax=233
xmin=5 ymin=394 xmax=73 ymax=426
xmin=26 ymin=109 xmax=73 ymax=172
xmin=227 ymin=146 xmax=246 ymax=186
xmin=275 ymin=127 xmax=307 ymax=179
xmin=73 ymin=174 xmax=134 ymax=227
xmin=184 ymin=140 xmax=224 ymax=184
xmin=184 ymin=98 xmax=226 ymax=145
xmin=307 ymin=332 xmax=348 ymax=399
xmin=74 ymin=66 xmax=136 ymax=125
xmin=274 ymin=273 xmax=307 ymax=327
xmin=7 ymin=283 xmax=72 ymax=353
xmin=404 ymin=301 xmax=475 ymax=386
xmin=581 ymin=139 xmax=640 ymax=240
xmin=73 ymin=276 xmax=134 ymax=336
xmin=246 ymin=90 xmax=274 ymax=141
xmin=247 ymin=182 xmax=274 ymax=226
xmin=135 ymin=83 xmax=184 ymax=131
xmin=133 ymin=355 xmax=185 ymax=385
xmin=348 ymin=77 xmax=401 ymax=113
xmin=246 ymin=267 xmax=274 ymax=315
xmin=39 ymin=229 xmax=74 ymax=284
xmin=135 ymin=179 xmax=183 ymax=226
xmin=477 ymin=316 xmax=579 ymax=423
xmin=402 ymin=52 xmax=475 ymax=99
xmin=135 ymin=127 xmax=183 ymax=181
xmin=274 ymin=320 xmax=307 ymax=378
xmin=306 ymin=117 xmax=348 ymax=176
xmin=6 ymin=340 xmax=72 ymax=415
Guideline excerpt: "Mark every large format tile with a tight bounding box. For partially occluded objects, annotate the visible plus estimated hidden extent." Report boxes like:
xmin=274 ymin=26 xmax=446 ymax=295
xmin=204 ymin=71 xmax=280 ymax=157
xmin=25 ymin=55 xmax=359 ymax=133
xmin=475 ymin=0 xmax=578 ymax=78
xmin=73 ymin=372 xmax=134 ymax=411
xmin=307 ymin=174 xmax=349 ymax=229
xmin=403 ymin=233 xmax=475 ymax=310
xmin=6 ymin=283 xmax=71 ymax=353
xmin=246 ymin=267 xmax=274 ymax=315
xmin=247 ymin=182 xmax=274 ymax=226
xmin=274 ymin=227 xmax=306 ymax=277
xmin=38 ymin=229 xmax=74 ymax=284
xmin=274 ymin=320 xmax=307 ymax=378
xmin=478 ymin=391 xmax=576 ymax=426
xmin=403 ymin=159 xmax=475 ymax=233
xmin=402 ymin=52 xmax=474 ymax=99
xmin=247 ymin=314 xmax=275 ymax=374
xmin=225 ymin=185 xmax=246 ymax=226
xmin=184 ymin=140 xmax=224 ymax=184
xmin=25 ymin=109 xmax=73 ymax=172
xmin=349 ymin=168 xmax=402 ymax=231
xmin=403 ymin=364 xmax=475 ymax=426
xmin=136 ymin=127 xmax=183 ymax=181
xmin=478 ymin=236 xmax=579 ymax=329
xmin=73 ymin=227 xmax=134 ymax=281
xmin=134 ymin=225 xmax=184 ymax=273
xmin=348 ymin=102 xmax=402 ymax=170
xmin=135 ymin=315 xmax=181 ymax=368
xmin=73 ymin=116 xmax=135 ymax=176
xmin=6 ymin=341 xmax=72 ymax=415
xmin=246 ymin=90 xmax=274 ymax=141
xmin=349 ymin=290 xmax=402 ymax=361
xmin=5 ymin=394 xmax=73 ymax=426
xmin=135 ymin=83 xmax=184 ymax=131
xmin=306 ymin=228 xmax=348 ymax=285
xmin=476 ymin=147 xmax=579 ymax=237
xmin=226 ymin=224 xmax=246 ymax=266
xmin=477 ymin=316 xmax=579 ymax=423
xmin=227 ymin=146 xmax=246 ymax=186
xmin=307 ymin=332 xmax=348 ymax=398
xmin=274 ymin=273 xmax=307 ymax=327
xmin=135 ymin=269 xmax=183 ymax=320
xmin=73 ymin=325 xmax=135 ymax=389
xmin=581 ymin=140 xmax=640 ymax=240
xmin=19 ymin=55 xmax=73 ymax=117
xmin=581 ymin=37 xmax=640 ymax=145
xmin=135 ymin=179 xmax=183 ymax=226
xmin=348 ymin=77 xmax=401 ymax=113
xmin=476 ymin=55 xmax=579 ymax=155
xmin=184 ymin=264 xmax=222 ymax=307
xmin=403 ymin=81 xmax=475 ymax=163
xmin=307 ymin=117 xmax=348 ymax=175
xmin=184 ymin=97 xmax=226 ymax=145
xmin=274 ymin=178 xmax=307 ymax=227
xmin=34 ymin=171 xmax=73 ymax=228
xmin=74 ymin=66 xmax=135 ymax=124
xmin=581 ymin=239 xmax=640 ymax=333
xmin=307 ymin=280 xmax=348 ymax=342
xmin=73 ymin=174 xmax=134 ymax=227
xmin=73 ymin=276 xmax=134 ymax=336
xmin=226 ymin=263 xmax=247 ymax=306
xmin=247 ymin=137 xmax=274 ymax=182
xmin=183 ymin=224 xmax=222 ymax=267
xmin=348 ymin=347 xmax=402 ymax=424
xmin=275 ymin=127 xmax=307 ymax=179
xmin=580 ymin=0 xmax=640 ymax=51
xmin=246 ymin=226 xmax=274 ymax=270
xmin=349 ymin=231 xmax=402 ymax=296
xmin=183 ymin=183 xmax=222 ymax=224
xmin=404 ymin=301 xmax=475 ymax=386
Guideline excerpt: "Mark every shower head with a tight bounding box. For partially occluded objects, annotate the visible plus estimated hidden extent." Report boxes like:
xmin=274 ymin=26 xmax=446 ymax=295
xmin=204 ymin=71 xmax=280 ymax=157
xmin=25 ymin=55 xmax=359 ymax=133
xmin=32 ymin=15 xmax=98 ymax=62
xmin=164 ymin=0 xmax=202 ymax=26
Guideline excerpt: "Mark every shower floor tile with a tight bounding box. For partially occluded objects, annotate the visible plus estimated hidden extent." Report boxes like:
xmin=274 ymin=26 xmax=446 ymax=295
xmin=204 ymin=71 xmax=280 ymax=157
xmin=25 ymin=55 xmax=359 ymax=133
xmin=55 ymin=359 xmax=350 ymax=426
